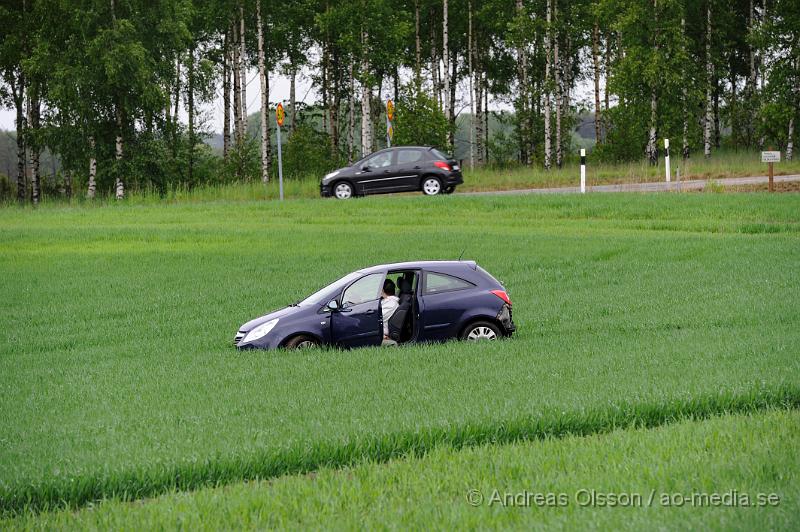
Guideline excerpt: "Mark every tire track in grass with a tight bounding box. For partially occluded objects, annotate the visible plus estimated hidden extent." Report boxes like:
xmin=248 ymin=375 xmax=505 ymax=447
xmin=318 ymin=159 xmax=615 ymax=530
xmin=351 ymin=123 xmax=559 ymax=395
xmin=2 ymin=384 xmax=798 ymax=516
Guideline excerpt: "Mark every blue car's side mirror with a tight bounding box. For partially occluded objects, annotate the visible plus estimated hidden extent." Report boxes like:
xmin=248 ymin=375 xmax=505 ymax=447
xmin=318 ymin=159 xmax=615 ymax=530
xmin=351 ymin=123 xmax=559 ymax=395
xmin=326 ymin=299 xmax=339 ymax=311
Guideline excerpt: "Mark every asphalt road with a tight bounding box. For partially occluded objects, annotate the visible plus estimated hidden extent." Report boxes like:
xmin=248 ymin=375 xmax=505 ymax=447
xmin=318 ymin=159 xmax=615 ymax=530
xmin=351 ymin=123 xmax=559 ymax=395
xmin=460 ymin=174 xmax=800 ymax=196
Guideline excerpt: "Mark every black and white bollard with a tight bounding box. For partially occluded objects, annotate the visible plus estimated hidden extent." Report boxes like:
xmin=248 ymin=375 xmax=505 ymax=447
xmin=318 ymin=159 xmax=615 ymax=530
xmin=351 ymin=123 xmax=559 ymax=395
xmin=580 ymin=149 xmax=586 ymax=193
xmin=664 ymin=138 xmax=671 ymax=183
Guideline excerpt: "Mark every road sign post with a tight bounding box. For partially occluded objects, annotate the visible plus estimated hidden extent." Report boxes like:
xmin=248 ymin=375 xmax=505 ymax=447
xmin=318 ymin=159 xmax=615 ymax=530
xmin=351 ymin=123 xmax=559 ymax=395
xmin=761 ymin=150 xmax=780 ymax=193
xmin=664 ymin=139 xmax=671 ymax=183
xmin=276 ymin=103 xmax=285 ymax=201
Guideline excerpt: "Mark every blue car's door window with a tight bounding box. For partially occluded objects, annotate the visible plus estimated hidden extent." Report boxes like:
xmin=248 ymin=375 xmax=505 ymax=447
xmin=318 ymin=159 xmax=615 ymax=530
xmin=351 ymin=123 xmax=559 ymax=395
xmin=342 ymin=273 xmax=383 ymax=307
xmin=423 ymin=272 xmax=473 ymax=295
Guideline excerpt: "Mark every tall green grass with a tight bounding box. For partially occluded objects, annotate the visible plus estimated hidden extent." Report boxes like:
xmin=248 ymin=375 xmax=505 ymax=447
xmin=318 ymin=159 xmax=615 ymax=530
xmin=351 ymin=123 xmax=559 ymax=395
xmin=1 ymin=194 xmax=799 ymax=514
xmin=7 ymin=409 xmax=797 ymax=530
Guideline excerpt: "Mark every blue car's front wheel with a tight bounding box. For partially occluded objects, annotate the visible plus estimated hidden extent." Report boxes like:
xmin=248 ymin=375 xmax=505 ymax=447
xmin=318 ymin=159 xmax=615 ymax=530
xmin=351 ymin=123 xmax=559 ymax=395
xmin=284 ymin=335 xmax=320 ymax=349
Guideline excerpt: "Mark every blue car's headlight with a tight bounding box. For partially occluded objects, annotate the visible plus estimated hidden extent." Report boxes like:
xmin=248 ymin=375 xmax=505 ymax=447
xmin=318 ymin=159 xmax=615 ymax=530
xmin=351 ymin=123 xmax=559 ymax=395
xmin=241 ymin=318 xmax=279 ymax=345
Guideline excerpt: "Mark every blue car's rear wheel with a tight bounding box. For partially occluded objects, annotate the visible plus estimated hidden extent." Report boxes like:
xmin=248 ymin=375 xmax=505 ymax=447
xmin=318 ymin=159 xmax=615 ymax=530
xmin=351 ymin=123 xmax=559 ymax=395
xmin=462 ymin=321 xmax=501 ymax=341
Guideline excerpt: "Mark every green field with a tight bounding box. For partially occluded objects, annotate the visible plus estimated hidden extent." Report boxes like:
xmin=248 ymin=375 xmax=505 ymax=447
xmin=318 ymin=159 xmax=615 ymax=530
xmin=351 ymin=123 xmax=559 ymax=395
xmin=8 ymin=409 xmax=797 ymax=530
xmin=1 ymin=193 xmax=799 ymax=526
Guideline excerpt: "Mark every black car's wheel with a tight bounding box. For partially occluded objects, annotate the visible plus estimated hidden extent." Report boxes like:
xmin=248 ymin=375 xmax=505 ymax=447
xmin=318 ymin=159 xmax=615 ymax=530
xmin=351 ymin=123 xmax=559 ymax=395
xmin=333 ymin=181 xmax=354 ymax=199
xmin=422 ymin=176 xmax=442 ymax=196
xmin=284 ymin=335 xmax=320 ymax=349
xmin=443 ymin=185 xmax=456 ymax=194
xmin=461 ymin=321 xmax=501 ymax=341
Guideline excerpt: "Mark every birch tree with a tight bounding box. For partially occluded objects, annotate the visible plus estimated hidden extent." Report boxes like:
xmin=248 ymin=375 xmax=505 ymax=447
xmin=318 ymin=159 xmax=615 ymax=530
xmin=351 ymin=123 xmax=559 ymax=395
xmin=256 ymin=0 xmax=269 ymax=183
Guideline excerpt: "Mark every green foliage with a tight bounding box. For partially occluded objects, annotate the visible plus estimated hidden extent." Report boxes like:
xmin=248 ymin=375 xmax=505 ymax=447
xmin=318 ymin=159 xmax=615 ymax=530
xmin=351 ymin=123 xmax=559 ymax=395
xmin=393 ymin=86 xmax=450 ymax=150
xmin=283 ymin=124 xmax=341 ymax=179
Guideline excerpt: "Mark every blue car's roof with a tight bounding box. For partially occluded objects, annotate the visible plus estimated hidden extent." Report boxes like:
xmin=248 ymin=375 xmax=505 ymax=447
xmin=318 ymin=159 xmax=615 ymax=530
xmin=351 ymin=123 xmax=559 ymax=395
xmin=357 ymin=260 xmax=477 ymax=274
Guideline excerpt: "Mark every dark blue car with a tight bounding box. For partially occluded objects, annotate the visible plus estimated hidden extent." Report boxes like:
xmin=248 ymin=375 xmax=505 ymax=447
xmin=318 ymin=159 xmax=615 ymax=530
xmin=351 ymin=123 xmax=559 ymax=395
xmin=235 ymin=260 xmax=515 ymax=349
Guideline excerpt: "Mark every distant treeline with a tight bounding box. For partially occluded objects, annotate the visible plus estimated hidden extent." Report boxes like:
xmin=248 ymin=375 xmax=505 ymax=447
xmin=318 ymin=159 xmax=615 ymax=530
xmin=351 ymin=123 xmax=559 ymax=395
xmin=1 ymin=0 xmax=797 ymax=203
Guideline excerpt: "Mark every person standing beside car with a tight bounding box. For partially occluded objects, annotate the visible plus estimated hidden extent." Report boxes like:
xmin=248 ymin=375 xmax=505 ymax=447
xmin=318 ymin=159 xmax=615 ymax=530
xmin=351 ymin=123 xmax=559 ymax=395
xmin=381 ymin=279 xmax=400 ymax=346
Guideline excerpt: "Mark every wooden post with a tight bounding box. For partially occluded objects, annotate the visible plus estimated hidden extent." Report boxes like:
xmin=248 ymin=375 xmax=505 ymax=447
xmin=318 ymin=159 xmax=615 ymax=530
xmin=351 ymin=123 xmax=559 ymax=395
xmin=768 ymin=146 xmax=774 ymax=192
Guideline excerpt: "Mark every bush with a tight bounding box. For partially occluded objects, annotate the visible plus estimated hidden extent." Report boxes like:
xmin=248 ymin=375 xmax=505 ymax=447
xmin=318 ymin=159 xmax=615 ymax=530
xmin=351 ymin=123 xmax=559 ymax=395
xmin=392 ymin=85 xmax=450 ymax=150
xmin=282 ymin=124 xmax=342 ymax=179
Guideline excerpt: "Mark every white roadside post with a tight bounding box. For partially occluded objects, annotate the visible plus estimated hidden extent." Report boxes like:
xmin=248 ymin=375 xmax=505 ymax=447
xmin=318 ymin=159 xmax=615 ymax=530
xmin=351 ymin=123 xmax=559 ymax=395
xmin=580 ymin=149 xmax=586 ymax=193
xmin=275 ymin=103 xmax=285 ymax=201
xmin=664 ymin=138 xmax=671 ymax=183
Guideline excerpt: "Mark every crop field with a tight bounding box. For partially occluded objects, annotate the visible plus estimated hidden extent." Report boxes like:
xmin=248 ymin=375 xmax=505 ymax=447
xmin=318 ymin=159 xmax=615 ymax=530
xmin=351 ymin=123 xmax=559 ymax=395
xmin=8 ymin=409 xmax=798 ymax=529
xmin=1 ymin=192 xmax=799 ymax=527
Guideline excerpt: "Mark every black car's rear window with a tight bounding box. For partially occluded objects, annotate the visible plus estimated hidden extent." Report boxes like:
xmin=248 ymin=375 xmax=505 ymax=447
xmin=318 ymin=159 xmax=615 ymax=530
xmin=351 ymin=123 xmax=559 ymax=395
xmin=430 ymin=148 xmax=448 ymax=161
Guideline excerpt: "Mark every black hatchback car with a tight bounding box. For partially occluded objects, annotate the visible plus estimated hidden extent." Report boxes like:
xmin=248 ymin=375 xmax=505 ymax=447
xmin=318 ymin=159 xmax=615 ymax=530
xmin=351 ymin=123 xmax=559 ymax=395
xmin=235 ymin=260 xmax=514 ymax=350
xmin=320 ymin=146 xmax=463 ymax=199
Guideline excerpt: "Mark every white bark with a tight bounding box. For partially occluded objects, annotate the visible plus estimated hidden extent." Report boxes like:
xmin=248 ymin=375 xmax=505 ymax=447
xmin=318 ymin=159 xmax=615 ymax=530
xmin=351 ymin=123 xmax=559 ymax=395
xmin=788 ymin=116 xmax=794 ymax=161
xmin=415 ymin=0 xmax=421 ymax=85
xmin=289 ymin=67 xmax=296 ymax=133
xmin=681 ymin=16 xmax=689 ymax=159
xmin=516 ymin=0 xmax=529 ymax=164
xmin=232 ymin=22 xmax=241 ymax=147
xmin=647 ymin=88 xmax=658 ymax=164
xmin=87 ymin=136 xmax=97 ymax=199
xmin=223 ymin=31 xmax=231 ymax=159
xmin=256 ymin=1 xmax=269 ymax=183
xmin=360 ymin=30 xmax=372 ymax=157
xmin=115 ymin=106 xmax=124 ymax=200
xmin=348 ymin=62 xmax=355 ymax=163
xmin=554 ymin=26 xmax=562 ymax=168
xmin=442 ymin=0 xmax=450 ymax=134
xmin=27 ymin=89 xmax=40 ymax=204
xmin=592 ymin=22 xmax=601 ymax=145
xmin=468 ymin=0 xmax=474 ymax=169
xmin=704 ymin=3 xmax=713 ymax=158
xmin=544 ymin=0 xmax=552 ymax=170
xmin=239 ymin=3 xmax=247 ymax=138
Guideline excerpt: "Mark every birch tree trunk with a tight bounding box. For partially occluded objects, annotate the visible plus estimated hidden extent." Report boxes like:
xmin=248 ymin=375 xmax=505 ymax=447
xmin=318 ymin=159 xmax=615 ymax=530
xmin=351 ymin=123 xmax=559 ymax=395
xmin=442 ymin=0 xmax=450 ymax=149
xmin=592 ymin=22 xmax=601 ymax=144
xmin=448 ymin=52 xmax=456 ymax=150
xmin=681 ymin=16 xmax=690 ymax=159
xmin=14 ymin=77 xmax=26 ymax=203
xmin=233 ymin=22 xmax=242 ymax=148
xmin=289 ymin=66 xmax=297 ymax=134
xmin=604 ymin=35 xmax=611 ymax=112
xmin=747 ymin=0 xmax=756 ymax=145
xmin=87 ymin=136 xmax=97 ymax=199
xmin=257 ymin=0 xmax=269 ymax=183
xmin=515 ymin=0 xmax=529 ymax=164
xmin=431 ymin=12 xmax=439 ymax=107
xmin=468 ymin=0 xmax=475 ymax=168
xmin=554 ymin=30 xmax=563 ymax=168
xmin=223 ymin=30 xmax=231 ymax=159
xmin=27 ymin=87 xmax=40 ymax=204
xmin=239 ymin=3 xmax=247 ymax=139
xmin=704 ymin=3 xmax=713 ymax=159
xmin=475 ymin=50 xmax=484 ymax=165
xmin=188 ymin=44 xmax=195 ymax=184
xmin=544 ymin=0 xmax=553 ymax=170
xmin=646 ymin=0 xmax=658 ymax=166
xmin=173 ymin=56 xmax=181 ymax=133
xmin=788 ymin=116 xmax=794 ymax=161
xmin=360 ymin=30 xmax=372 ymax=157
xmin=484 ymin=81 xmax=489 ymax=162
xmin=348 ymin=62 xmax=355 ymax=163
xmin=115 ymin=106 xmax=124 ymax=200
xmin=414 ymin=0 xmax=421 ymax=87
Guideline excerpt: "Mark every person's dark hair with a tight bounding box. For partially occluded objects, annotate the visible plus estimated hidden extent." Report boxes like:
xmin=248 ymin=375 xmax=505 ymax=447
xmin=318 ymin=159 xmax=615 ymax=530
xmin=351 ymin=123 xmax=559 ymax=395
xmin=383 ymin=279 xmax=396 ymax=296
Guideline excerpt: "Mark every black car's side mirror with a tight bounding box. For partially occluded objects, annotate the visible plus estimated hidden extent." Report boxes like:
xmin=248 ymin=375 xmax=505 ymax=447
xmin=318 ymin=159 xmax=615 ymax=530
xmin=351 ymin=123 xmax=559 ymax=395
xmin=361 ymin=165 xmax=371 ymax=172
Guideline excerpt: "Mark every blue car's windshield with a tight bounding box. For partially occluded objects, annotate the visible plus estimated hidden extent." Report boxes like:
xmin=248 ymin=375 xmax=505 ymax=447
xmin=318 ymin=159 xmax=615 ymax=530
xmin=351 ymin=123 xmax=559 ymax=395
xmin=296 ymin=272 xmax=362 ymax=307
